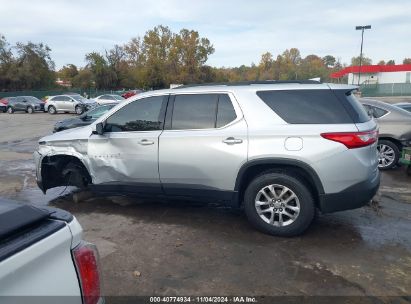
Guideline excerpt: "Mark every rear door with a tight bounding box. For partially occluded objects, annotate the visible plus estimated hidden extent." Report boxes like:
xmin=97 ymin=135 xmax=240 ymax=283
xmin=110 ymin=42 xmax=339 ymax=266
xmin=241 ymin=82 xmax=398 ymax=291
xmin=159 ymin=93 xmax=248 ymax=197
xmin=52 ymin=96 xmax=66 ymax=111
xmin=14 ymin=97 xmax=25 ymax=111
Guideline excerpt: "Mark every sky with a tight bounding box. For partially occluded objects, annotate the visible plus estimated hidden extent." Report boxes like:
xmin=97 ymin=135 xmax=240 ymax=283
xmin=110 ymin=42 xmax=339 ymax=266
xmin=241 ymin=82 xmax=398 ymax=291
xmin=0 ymin=0 xmax=410 ymax=69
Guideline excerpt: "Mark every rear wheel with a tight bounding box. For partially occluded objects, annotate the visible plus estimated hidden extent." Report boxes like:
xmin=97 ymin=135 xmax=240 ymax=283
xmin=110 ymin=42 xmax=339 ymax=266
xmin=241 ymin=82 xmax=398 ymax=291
xmin=26 ymin=106 xmax=34 ymax=114
xmin=7 ymin=107 xmax=14 ymax=114
xmin=377 ymin=140 xmax=400 ymax=170
xmin=48 ymin=105 xmax=57 ymax=114
xmin=244 ymin=171 xmax=315 ymax=237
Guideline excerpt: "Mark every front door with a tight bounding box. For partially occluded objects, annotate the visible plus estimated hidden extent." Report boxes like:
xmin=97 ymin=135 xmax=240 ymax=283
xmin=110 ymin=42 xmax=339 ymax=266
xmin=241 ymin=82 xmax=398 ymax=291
xmin=88 ymin=95 xmax=168 ymax=193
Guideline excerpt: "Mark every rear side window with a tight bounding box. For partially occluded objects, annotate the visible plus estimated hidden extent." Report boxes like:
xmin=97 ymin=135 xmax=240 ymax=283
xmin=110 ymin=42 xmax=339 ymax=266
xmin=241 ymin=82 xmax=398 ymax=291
xmin=335 ymin=91 xmax=370 ymax=123
xmin=171 ymin=94 xmax=218 ymax=130
xmin=217 ymin=94 xmax=237 ymax=127
xmin=372 ymin=107 xmax=388 ymax=118
xmin=363 ymin=104 xmax=388 ymax=118
xmin=257 ymin=90 xmax=354 ymax=124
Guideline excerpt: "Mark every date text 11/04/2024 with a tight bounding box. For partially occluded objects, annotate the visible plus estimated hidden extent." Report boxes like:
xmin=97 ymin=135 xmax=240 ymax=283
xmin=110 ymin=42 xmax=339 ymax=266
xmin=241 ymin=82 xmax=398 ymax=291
xmin=149 ymin=297 xmax=258 ymax=303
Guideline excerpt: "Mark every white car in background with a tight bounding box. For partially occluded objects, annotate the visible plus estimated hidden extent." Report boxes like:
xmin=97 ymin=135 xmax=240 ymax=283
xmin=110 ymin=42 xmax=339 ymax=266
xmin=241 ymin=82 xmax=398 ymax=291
xmin=94 ymin=94 xmax=125 ymax=105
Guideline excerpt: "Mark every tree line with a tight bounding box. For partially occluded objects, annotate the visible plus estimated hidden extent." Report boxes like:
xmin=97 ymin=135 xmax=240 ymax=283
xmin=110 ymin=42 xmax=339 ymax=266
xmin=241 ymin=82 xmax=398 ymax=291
xmin=1 ymin=26 xmax=410 ymax=92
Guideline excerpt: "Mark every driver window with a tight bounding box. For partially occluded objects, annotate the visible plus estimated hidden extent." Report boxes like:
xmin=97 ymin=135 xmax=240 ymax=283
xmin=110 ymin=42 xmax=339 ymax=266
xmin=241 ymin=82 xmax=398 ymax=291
xmin=104 ymin=96 xmax=165 ymax=132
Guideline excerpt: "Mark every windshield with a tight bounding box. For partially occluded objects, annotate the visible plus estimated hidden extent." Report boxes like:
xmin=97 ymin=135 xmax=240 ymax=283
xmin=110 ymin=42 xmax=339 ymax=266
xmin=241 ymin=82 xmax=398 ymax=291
xmin=114 ymin=95 xmax=125 ymax=101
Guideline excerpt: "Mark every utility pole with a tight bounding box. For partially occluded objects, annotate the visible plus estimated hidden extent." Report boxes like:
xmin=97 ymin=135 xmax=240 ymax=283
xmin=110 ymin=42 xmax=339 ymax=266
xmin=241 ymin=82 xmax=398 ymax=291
xmin=355 ymin=25 xmax=371 ymax=86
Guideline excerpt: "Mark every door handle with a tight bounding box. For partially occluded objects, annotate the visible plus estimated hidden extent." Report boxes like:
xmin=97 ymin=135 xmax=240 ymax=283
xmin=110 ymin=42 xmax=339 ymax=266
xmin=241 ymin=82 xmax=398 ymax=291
xmin=138 ymin=139 xmax=154 ymax=145
xmin=223 ymin=137 xmax=243 ymax=145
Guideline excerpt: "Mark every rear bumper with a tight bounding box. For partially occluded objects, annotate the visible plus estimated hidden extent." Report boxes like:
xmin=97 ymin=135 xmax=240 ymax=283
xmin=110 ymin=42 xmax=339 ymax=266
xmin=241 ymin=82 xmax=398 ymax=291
xmin=319 ymin=170 xmax=380 ymax=213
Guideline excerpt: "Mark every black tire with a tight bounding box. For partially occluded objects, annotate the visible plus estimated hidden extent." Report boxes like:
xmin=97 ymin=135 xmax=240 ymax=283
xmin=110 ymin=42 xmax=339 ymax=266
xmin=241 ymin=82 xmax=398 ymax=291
xmin=377 ymin=139 xmax=400 ymax=170
xmin=26 ymin=106 xmax=34 ymax=114
xmin=7 ymin=107 xmax=14 ymax=114
xmin=75 ymin=106 xmax=84 ymax=115
xmin=244 ymin=171 xmax=315 ymax=237
xmin=48 ymin=105 xmax=57 ymax=114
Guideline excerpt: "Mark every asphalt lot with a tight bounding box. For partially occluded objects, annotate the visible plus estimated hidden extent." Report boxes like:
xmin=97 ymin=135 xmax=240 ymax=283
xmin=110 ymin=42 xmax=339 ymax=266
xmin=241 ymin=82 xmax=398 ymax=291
xmin=0 ymin=112 xmax=410 ymax=298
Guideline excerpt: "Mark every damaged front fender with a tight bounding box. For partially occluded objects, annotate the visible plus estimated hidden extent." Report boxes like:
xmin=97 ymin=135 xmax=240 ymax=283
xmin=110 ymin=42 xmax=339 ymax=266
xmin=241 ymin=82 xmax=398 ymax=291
xmin=35 ymin=140 xmax=92 ymax=193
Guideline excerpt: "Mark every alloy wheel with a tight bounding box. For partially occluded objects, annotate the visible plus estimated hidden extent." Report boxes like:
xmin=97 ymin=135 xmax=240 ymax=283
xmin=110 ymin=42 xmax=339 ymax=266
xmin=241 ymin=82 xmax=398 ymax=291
xmin=75 ymin=106 xmax=83 ymax=115
xmin=255 ymin=184 xmax=300 ymax=227
xmin=377 ymin=144 xmax=395 ymax=168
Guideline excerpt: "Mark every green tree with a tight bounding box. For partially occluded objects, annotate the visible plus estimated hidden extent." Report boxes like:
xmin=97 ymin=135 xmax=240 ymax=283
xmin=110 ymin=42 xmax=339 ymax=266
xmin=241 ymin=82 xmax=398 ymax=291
xmin=323 ymin=55 xmax=336 ymax=67
xmin=72 ymin=68 xmax=94 ymax=89
xmin=403 ymin=58 xmax=411 ymax=64
xmin=58 ymin=64 xmax=78 ymax=81
xmin=386 ymin=60 xmax=395 ymax=65
xmin=258 ymin=52 xmax=273 ymax=80
xmin=85 ymin=52 xmax=117 ymax=89
xmin=351 ymin=55 xmax=372 ymax=66
xmin=13 ymin=41 xmax=55 ymax=90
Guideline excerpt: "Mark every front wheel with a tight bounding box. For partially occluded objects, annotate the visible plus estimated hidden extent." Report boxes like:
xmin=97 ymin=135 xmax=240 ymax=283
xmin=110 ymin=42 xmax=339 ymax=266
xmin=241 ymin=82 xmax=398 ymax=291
xmin=27 ymin=106 xmax=34 ymax=114
xmin=377 ymin=140 xmax=400 ymax=170
xmin=7 ymin=107 xmax=14 ymax=114
xmin=75 ymin=106 xmax=84 ymax=115
xmin=244 ymin=172 xmax=315 ymax=237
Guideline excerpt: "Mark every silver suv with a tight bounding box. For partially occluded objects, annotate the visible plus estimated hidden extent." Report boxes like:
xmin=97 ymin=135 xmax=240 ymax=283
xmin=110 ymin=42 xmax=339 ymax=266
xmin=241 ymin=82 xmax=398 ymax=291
xmin=34 ymin=81 xmax=380 ymax=236
xmin=45 ymin=94 xmax=97 ymax=115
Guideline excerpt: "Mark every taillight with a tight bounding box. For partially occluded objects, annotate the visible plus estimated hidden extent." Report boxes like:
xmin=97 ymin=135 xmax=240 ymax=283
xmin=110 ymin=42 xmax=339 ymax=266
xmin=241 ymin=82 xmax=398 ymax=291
xmin=72 ymin=242 xmax=102 ymax=304
xmin=321 ymin=130 xmax=378 ymax=149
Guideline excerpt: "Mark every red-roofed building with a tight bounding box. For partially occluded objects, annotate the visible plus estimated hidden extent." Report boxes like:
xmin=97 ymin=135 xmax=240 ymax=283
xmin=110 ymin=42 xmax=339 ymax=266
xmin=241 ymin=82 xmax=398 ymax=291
xmin=330 ymin=64 xmax=411 ymax=85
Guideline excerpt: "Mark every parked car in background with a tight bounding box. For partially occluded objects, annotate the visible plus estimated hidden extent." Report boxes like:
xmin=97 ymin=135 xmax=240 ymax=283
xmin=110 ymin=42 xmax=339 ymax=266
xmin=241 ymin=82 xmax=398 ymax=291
xmin=45 ymin=94 xmax=97 ymax=115
xmin=0 ymin=199 xmax=103 ymax=303
xmin=0 ymin=97 xmax=11 ymax=106
xmin=54 ymin=103 xmax=117 ymax=132
xmin=4 ymin=96 xmax=45 ymax=114
xmin=394 ymin=102 xmax=411 ymax=113
xmin=121 ymin=89 xmax=143 ymax=99
xmin=361 ymin=99 xmax=411 ymax=169
xmin=35 ymin=81 xmax=379 ymax=237
xmin=0 ymin=100 xmax=6 ymax=113
xmin=94 ymin=94 xmax=125 ymax=105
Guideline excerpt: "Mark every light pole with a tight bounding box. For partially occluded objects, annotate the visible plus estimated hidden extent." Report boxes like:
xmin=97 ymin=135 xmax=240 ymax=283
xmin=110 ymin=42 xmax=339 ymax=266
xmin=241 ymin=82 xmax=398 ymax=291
xmin=355 ymin=25 xmax=371 ymax=86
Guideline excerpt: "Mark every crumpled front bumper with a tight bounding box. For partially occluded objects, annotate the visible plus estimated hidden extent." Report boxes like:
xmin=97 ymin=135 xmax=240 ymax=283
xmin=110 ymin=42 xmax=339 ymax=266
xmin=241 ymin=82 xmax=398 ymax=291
xmin=33 ymin=151 xmax=45 ymax=192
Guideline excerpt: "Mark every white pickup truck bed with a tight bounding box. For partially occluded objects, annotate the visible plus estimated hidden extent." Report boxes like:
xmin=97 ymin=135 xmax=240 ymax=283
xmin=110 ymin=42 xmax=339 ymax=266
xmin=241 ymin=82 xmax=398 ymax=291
xmin=0 ymin=199 xmax=101 ymax=304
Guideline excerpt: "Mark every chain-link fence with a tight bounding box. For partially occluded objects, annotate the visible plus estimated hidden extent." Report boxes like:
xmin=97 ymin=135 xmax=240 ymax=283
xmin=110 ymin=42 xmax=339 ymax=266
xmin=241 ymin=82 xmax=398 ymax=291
xmin=360 ymin=83 xmax=411 ymax=97
xmin=0 ymin=88 xmax=125 ymax=100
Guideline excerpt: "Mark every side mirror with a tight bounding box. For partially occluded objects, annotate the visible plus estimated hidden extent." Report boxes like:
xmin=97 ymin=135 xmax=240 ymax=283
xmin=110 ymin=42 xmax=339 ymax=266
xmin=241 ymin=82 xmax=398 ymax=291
xmin=93 ymin=122 xmax=104 ymax=135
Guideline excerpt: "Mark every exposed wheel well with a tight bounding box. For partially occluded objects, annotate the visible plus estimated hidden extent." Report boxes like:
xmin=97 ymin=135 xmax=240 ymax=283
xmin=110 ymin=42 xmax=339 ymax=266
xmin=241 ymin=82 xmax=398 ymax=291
xmin=236 ymin=163 xmax=322 ymax=207
xmin=41 ymin=155 xmax=91 ymax=192
xmin=378 ymin=137 xmax=403 ymax=151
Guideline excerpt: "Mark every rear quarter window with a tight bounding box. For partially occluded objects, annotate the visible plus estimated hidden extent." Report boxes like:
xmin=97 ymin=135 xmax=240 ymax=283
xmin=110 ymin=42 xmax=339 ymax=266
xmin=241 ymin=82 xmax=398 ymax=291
xmin=334 ymin=91 xmax=370 ymax=123
xmin=256 ymin=89 xmax=354 ymax=124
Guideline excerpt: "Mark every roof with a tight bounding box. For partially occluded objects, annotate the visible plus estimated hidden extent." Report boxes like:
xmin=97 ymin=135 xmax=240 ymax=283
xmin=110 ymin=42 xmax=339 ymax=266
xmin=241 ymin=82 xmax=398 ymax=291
xmin=331 ymin=64 xmax=411 ymax=78
xmin=174 ymin=80 xmax=321 ymax=89
xmin=134 ymin=83 xmax=357 ymax=99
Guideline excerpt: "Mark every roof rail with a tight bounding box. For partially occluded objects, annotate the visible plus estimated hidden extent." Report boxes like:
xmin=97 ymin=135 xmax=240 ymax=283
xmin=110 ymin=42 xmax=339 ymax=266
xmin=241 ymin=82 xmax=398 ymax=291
xmin=173 ymin=80 xmax=321 ymax=89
